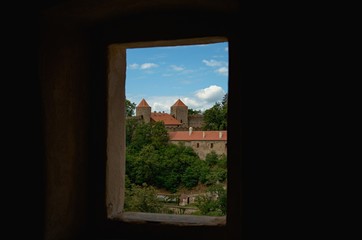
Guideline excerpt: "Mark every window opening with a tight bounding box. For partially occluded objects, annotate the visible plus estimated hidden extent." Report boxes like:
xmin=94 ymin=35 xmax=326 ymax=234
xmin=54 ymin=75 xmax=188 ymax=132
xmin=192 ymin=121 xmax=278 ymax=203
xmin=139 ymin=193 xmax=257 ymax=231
xmin=107 ymin=37 xmax=228 ymax=225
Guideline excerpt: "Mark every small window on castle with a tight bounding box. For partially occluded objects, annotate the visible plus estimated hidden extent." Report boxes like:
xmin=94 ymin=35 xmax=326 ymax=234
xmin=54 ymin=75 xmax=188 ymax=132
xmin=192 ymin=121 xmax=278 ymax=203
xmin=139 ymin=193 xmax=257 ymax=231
xmin=210 ymin=143 xmax=214 ymax=148
xmin=107 ymin=38 xmax=228 ymax=225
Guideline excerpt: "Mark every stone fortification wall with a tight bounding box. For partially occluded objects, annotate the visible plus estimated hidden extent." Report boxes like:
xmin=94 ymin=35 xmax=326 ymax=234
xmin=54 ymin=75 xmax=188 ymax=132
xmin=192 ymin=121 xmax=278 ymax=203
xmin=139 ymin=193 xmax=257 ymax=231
xmin=170 ymin=140 xmax=226 ymax=159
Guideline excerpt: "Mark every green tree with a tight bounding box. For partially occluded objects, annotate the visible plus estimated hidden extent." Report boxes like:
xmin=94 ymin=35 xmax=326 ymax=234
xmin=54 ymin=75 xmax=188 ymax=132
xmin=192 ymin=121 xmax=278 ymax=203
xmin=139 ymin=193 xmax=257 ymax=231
xmin=145 ymin=142 xmax=201 ymax=192
xmin=181 ymin=159 xmax=209 ymax=189
xmin=222 ymin=93 xmax=228 ymax=107
xmin=188 ymin=108 xmax=201 ymax=115
xmin=126 ymin=117 xmax=140 ymax=146
xmin=204 ymin=152 xmax=227 ymax=185
xmin=130 ymin=145 xmax=160 ymax=185
xmin=150 ymin=121 xmax=169 ymax=150
xmin=128 ymin=122 xmax=152 ymax=153
xmin=194 ymin=184 xmax=227 ymax=216
xmin=208 ymin=184 xmax=227 ymax=215
xmin=128 ymin=121 xmax=169 ymax=153
xmin=202 ymin=93 xmax=228 ymax=130
xmin=124 ymin=183 xmax=163 ymax=213
xmin=205 ymin=151 xmax=219 ymax=167
xmin=126 ymin=99 xmax=136 ymax=117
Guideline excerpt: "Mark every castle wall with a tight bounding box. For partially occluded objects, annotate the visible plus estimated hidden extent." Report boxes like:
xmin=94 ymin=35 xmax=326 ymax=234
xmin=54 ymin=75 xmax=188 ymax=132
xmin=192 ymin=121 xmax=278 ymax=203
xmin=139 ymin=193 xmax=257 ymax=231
xmin=170 ymin=140 xmax=227 ymax=159
xmin=188 ymin=115 xmax=204 ymax=129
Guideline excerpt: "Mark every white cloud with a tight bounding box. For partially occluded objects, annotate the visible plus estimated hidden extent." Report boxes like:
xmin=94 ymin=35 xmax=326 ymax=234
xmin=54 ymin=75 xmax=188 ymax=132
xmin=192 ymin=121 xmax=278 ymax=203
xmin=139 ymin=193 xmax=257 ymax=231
xmin=170 ymin=65 xmax=185 ymax=71
xmin=128 ymin=63 xmax=139 ymax=69
xmin=215 ymin=67 xmax=228 ymax=76
xmin=131 ymin=86 xmax=225 ymax=113
xmin=152 ymin=102 xmax=171 ymax=113
xmin=202 ymin=59 xmax=228 ymax=76
xmin=225 ymin=47 xmax=228 ymax=52
xmin=182 ymin=97 xmax=203 ymax=109
xmin=140 ymin=63 xmax=158 ymax=69
xmin=128 ymin=62 xmax=159 ymax=70
xmin=195 ymin=85 xmax=225 ymax=103
xmin=147 ymin=96 xmax=181 ymax=113
xmin=202 ymin=59 xmax=224 ymax=67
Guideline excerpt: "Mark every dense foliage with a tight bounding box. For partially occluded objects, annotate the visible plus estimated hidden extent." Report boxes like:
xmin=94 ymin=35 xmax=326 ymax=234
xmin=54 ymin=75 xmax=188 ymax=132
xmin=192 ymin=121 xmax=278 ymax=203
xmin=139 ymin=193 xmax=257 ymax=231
xmin=126 ymin=121 xmax=224 ymax=193
xmin=194 ymin=184 xmax=227 ymax=216
xmin=126 ymin=99 xmax=136 ymax=117
xmin=188 ymin=108 xmax=201 ymax=115
xmin=201 ymin=93 xmax=228 ymax=130
xmin=124 ymin=97 xmax=228 ymax=215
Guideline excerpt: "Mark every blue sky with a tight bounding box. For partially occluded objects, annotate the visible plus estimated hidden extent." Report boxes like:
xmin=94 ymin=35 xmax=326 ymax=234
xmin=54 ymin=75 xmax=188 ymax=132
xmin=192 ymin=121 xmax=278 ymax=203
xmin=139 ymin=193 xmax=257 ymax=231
xmin=126 ymin=41 xmax=228 ymax=114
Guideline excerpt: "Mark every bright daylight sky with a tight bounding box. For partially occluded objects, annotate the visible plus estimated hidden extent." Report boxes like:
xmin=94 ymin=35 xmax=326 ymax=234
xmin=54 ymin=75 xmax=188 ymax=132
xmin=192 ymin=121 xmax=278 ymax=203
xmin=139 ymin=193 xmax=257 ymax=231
xmin=125 ymin=41 xmax=228 ymax=114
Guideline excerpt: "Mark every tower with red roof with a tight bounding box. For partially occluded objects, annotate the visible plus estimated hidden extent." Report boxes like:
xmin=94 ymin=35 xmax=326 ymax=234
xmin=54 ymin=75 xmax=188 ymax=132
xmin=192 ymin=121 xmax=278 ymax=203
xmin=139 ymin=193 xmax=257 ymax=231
xmin=136 ymin=98 xmax=151 ymax=123
xmin=170 ymin=99 xmax=188 ymax=127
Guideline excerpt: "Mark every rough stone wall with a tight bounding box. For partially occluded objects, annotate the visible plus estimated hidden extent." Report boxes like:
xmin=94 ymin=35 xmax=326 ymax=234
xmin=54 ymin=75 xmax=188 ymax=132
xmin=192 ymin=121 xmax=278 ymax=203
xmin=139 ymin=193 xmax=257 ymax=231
xmin=170 ymin=140 xmax=227 ymax=159
xmin=136 ymin=106 xmax=151 ymax=123
xmin=126 ymin=115 xmax=143 ymax=122
xmin=171 ymin=105 xmax=188 ymax=126
xmin=188 ymin=115 xmax=204 ymax=129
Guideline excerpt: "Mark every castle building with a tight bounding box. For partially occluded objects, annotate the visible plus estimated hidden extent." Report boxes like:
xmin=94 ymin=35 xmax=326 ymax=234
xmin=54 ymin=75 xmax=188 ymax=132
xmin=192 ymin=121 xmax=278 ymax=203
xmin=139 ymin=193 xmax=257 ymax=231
xmin=135 ymin=98 xmax=203 ymax=130
xmin=134 ymin=98 xmax=227 ymax=159
xmin=135 ymin=99 xmax=152 ymax=123
xmin=170 ymin=99 xmax=188 ymax=127
xmin=169 ymin=128 xmax=227 ymax=159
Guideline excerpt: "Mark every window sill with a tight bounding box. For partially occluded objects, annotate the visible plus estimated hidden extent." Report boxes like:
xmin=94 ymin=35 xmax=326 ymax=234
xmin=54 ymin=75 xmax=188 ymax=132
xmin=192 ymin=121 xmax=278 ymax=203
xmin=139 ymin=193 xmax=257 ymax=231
xmin=114 ymin=212 xmax=226 ymax=226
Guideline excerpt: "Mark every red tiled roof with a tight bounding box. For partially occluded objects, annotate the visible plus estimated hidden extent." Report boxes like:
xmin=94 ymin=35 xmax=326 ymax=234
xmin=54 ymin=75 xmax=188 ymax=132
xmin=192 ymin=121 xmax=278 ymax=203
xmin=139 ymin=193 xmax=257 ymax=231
xmin=169 ymin=130 xmax=227 ymax=141
xmin=151 ymin=113 xmax=181 ymax=126
xmin=172 ymin=99 xmax=187 ymax=107
xmin=137 ymin=98 xmax=150 ymax=107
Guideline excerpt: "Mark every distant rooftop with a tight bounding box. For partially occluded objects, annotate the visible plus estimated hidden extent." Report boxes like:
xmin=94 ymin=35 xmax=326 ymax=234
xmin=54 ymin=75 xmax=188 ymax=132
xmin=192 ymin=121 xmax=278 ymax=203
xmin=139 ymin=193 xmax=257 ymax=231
xmin=169 ymin=130 xmax=227 ymax=141
xmin=137 ymin=98 xmax=150 ymax=107
xmin=172 ymin=99 xmax=187 ymax=107
xmin=151 ymin=112 xmax=181 ymax=126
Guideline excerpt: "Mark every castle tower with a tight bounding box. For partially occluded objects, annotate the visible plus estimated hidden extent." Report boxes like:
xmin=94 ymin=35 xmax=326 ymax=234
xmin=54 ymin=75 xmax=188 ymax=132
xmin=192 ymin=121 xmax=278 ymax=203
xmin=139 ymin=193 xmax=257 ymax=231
xmin=136 ymin=98 xmax=151 ymax=123
xmin=170 ymin=99 xmax=188 ymax=127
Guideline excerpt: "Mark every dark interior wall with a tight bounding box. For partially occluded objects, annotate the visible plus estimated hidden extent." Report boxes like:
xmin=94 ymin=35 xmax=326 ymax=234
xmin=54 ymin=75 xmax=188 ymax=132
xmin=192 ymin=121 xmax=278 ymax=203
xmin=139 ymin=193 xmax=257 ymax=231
xmin=36 ymin=1 xmax=242 ymax=239
xmin=39 ymin=24 xmax=91 ymax=239
xmin=5 ymin=1 xmax=334 ymax=239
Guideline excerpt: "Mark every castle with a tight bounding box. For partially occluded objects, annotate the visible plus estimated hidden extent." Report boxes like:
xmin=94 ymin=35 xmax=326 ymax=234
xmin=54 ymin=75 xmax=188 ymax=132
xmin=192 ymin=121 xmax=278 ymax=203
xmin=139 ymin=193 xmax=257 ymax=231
xmin=133 ymin=98 xmax=227 ymax=159
xmin=135 ymin=98 xmax=204 ymax=131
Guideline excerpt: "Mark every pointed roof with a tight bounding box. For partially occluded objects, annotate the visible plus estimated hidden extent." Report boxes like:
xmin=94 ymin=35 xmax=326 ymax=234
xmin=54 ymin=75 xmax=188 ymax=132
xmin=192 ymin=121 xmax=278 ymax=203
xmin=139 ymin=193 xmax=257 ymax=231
xmin=137 ymin=98 xmax=150 ymax=108
xmin=172 ymin=99 xmax=187 ymax=107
